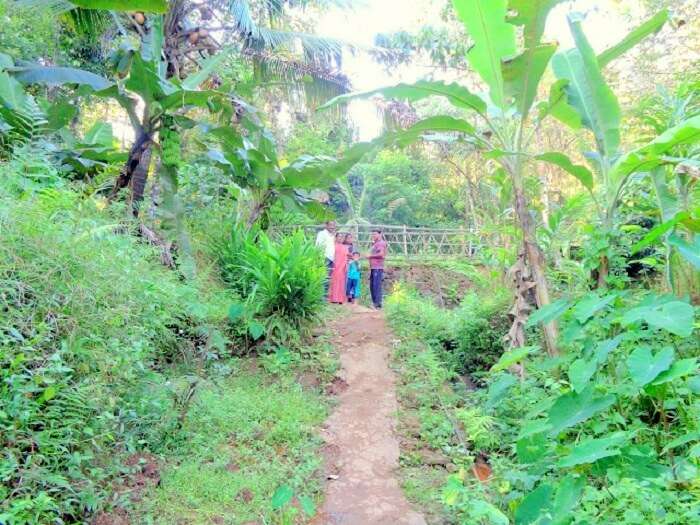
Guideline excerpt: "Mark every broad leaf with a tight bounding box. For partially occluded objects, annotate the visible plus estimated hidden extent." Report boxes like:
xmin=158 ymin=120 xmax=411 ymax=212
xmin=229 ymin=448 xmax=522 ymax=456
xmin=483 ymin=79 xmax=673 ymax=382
xmin=470 ymin=500 xmax=509 ymax=525
xmin=538 ymin=79 xmax=582 ymax=128
xmin=142 ymin=15 xmax=165 ymax=76
xmin=526 ymin=297 xmax=571 ymax=327
xmin=661 ymin=432 xmax=700 ymax=454
xmin=593 ymin=335 xmax=623 ymax=364
xmin=227 ymin=303 xmax=245 ymax=322
xmin=622 ymin=300 xmax=694 ymax=337
xmin=182 ymin=49 xmax=232 ymax=90
xmin=652 ymin=358 xmax=698 ymax=386
xmin=627 ymin=346 xmax=674 ymax=387
xmin=298 ymin=495 xmax=316 ymax=517
xmin=125 ymin=54 xmax=170 ymax=104
xmin=485 ymin=373 xmax=518 ymax=410
xmin=572 ymin=292 xmax=617 ymax=323
xmin=491 ymin=345 xmax=537 ymax=372
xmin=11 ymin=66 xmax=111 ymax=90
xmin=452 ymin=0 xmax=516 ymax=108
xmin=558 ymin=432 xmax=628 ymax=467
xmin=0 ymin=71 xmax=30 ymax=109
xmin=568 ymin=358 xmax=597 ymax=393
xmin=505 ymin=0 xmax=563 ymax=116
xmin=391 ymin=116 xmax=477 ymax=146
xmin=610 ymin=115 xmax=700 ymax=184
xmin=248 ymin=320 xmax=265 ymax=340
xmin=516 ymin=430 xmax=549 ymax=463
xmin=668 ymin=234 xmax=700 ymax=270
xmin=536 ymin=152 xmax=593 ymax=191
xmin=547 ymin=386 xmax=616 ymax=435
xmin=551 ymin=475 xmax=585 ymax=525
xmin=508 ymin=0 xmax=565 ymax=48
xmin=69 ymin=0 xmax=168 ymax=11
xmin=631 ymin=212 xmax=690 ymax=254
xmin=598 ymin=10 xmax=668 ymax=68
xmin=503 ymin=44 xmax=557 ymax=118
xmin=320 ymin=80 xmax=486 ymax=114
xmin=515 ymin=483 xmax=552 ymax=525
xmin=83 ymin=122 xmax=114 ymax=146
xmin=552 ymin=14 xmax=621 ymax=157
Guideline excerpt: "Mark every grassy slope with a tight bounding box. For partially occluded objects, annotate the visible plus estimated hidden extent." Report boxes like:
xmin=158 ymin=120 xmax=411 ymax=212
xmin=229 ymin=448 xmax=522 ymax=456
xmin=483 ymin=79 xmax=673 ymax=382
xmin=0 ymin=180 xmax=335 ymax=524
xmin=137 ymin=366 xmax=329 ymax=524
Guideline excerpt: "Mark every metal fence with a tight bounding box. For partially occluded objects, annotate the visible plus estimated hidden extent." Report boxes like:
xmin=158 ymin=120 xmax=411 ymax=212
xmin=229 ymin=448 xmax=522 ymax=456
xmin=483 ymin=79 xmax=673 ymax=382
xmin=271 ymin=224 xmax=480 ymax=257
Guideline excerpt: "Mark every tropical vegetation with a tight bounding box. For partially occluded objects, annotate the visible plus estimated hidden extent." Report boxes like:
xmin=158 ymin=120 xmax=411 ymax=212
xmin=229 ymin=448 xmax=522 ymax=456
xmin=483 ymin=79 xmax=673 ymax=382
xmin=0 ymin=0 xmax=698 ymax=523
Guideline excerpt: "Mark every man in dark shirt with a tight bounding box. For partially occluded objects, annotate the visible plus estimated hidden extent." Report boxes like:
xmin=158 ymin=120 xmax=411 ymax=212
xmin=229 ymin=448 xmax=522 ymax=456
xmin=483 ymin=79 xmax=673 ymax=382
xmin=367 ymin=229 xmax=387 ymax=309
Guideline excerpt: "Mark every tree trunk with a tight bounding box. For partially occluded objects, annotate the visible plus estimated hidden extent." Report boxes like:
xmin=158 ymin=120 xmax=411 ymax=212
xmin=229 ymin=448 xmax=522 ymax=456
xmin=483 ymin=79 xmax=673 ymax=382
xmin=511 ymin=170 xmax=559 ymax=356
xmin=597 ymin=255 xmax=609 ymax=289
xmin=110 ymin=131 xmax=153 ymax=216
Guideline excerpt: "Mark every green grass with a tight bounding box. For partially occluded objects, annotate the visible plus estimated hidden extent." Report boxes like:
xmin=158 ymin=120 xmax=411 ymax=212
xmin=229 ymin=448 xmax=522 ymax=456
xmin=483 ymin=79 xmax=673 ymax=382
xmin=136 ymin=364 xmax=328 ymax=525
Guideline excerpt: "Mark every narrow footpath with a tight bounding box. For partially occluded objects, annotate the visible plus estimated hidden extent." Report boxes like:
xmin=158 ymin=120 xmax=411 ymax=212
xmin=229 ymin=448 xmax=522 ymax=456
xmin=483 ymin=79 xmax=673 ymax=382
xmin=312 ymin=305 xmax=426 ymax=525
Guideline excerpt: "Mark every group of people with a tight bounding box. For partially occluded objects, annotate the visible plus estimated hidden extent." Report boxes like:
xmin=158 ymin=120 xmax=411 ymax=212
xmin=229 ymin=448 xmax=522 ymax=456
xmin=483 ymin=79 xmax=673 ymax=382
xmin=315 ymin=221 xmax=387 ymax=309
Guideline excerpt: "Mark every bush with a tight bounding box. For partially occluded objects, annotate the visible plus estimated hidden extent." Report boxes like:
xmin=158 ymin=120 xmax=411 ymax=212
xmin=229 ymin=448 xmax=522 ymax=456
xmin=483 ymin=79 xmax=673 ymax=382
xmin=386 ymin=284 xmax=510 ymax=378
xmin=211 ymin=226 xmax=325 ymax=341
xmin=0 ymin=185 xmax=228 ymax=522
xmin=452 ymin=291 xmax=511 ymax=377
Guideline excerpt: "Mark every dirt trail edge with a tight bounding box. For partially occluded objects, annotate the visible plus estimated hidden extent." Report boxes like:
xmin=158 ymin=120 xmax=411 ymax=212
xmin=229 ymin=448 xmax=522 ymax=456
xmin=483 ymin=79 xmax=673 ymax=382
xmin=312 ymin=305 xmax=427 ymax=525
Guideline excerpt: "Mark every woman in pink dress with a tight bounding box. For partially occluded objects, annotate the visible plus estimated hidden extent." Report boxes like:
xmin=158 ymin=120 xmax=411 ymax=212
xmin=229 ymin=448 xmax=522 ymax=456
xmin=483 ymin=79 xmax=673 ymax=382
xmin=329 ymin=233 xmax=350 ymax=304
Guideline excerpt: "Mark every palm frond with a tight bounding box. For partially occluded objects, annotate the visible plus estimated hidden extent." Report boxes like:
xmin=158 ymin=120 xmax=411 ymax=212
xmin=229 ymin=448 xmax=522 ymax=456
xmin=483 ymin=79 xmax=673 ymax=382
xmin=242 ymin=48 xmax=349 ymax=106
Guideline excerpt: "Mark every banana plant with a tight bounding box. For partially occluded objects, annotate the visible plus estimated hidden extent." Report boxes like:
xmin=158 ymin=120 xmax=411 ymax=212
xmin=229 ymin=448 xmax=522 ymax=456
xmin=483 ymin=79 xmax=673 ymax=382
xmin=541 ymin=10 xmax=669 ymax=287
xmin=321 ymin=1 xmax=670 ymax=354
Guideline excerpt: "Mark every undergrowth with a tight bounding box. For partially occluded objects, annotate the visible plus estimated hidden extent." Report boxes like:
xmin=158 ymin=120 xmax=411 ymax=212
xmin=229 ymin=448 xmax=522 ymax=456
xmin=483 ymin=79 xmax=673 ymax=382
xmin=135 ymin=349 xmax=332 ymax=525
xmin=0 ymin=178 xmax=332 ymax=524
xmin=387 ymin=283 xmax=700 ymax=524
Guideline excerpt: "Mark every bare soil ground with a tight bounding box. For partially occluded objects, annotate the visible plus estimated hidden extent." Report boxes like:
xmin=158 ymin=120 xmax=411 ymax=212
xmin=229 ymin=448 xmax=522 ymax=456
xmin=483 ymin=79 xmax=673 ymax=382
xmin=312 ymin=304 xmax=426 ymax=525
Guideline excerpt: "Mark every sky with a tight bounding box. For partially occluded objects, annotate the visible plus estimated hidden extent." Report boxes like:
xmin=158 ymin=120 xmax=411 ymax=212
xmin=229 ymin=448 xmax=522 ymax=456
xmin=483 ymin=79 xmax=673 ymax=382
xmin=314 ymin=0 xmax=642 ymax=139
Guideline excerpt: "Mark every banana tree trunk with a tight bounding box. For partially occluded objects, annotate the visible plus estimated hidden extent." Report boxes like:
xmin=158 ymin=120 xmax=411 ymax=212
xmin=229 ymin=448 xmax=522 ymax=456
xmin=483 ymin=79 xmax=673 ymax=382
xmin=511 ymin=168 xmax=559 ymax=356
xmin=110 ymin=129 xmax=153 ymax=216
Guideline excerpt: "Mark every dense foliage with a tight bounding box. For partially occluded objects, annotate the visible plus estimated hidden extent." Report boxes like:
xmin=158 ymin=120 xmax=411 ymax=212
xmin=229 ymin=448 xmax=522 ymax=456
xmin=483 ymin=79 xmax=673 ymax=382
xmin=1 ymin=0 xmax=699 ymax=523
xmin=388 ymin=280 xmax=699 ymax=524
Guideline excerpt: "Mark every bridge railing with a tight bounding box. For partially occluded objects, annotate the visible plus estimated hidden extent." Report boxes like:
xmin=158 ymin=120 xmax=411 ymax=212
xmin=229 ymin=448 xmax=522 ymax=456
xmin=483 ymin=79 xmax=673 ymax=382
xmin=271 ymin=224 xmax=481 ymax=257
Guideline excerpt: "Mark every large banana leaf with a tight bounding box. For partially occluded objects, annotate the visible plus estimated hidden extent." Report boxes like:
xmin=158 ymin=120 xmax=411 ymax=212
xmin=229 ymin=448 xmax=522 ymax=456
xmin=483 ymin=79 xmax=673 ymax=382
xmin=181 ymin=50 xmax=233 ymax=91
xmin=319 ymin=80 xmax=486 ymax=115
xmin=535 ymin=152 xmax=594 ymax=191
xmin=124 ymin=53 xmax=174 ymax=104
xmin=537 ymin=79 xmax=582 ymax=129
xmin=552 ymin=14 xmax=621 ymax=157
xmin=452 ymin=0 xmax=516 ymax=108
xmin=10 ymin=66 xmax=111 ymax=90
xmin=281 ymin=142 xmax=379 ymax=190
xmin=508 ymin=0 xmax=564 ymax=48
xmin=598 ymin=10 xmax=668 ymax=69
xmin=392 ymin=115 xmax=477 ymax=146
xmin=502 ymin=44 xmax=556 ymax=118
xmin=503 ymin=1 xmax=562 ymax=117
xmin=610 ymin=115 xmax=700 ymax=184
xmin=68 ymin=0 xmax=167 ymax=12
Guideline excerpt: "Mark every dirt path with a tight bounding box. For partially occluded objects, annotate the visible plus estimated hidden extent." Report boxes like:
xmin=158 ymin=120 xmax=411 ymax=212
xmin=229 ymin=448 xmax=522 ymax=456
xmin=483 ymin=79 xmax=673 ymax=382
xmin=313 ymin=305 xmax=426 ymax=525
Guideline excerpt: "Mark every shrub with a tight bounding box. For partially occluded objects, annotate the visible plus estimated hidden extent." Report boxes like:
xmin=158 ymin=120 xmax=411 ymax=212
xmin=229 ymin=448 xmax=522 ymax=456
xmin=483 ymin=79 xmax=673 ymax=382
xmin=211 ymin=226 xmax=325 ymax=341
xmin=387 ymin=284 xmax=510 ymax=378
xmin=452 ymin=291 xmax=511 ymax=377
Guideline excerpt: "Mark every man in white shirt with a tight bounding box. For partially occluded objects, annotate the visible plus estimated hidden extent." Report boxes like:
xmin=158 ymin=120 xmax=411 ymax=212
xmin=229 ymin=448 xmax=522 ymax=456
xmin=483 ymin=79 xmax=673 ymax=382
xmin=316 ymin=221 xmax=336 ymax=297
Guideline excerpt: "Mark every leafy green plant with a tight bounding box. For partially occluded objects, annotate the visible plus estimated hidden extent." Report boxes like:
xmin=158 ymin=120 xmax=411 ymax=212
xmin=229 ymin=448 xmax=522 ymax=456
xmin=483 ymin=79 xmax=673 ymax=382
xmin=212 ymin=225 xmax=325 ymax=342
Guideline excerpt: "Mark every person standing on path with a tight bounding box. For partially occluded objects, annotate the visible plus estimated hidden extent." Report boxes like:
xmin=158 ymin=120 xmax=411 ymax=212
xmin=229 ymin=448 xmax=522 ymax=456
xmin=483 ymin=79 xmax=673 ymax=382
xmin=368 ymin=229 xmax=387 ymax=309
xmin=329 ymin=232 xmax=350 ymax=304
xmin=316 ymin=221 xmax=336 ymax=298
